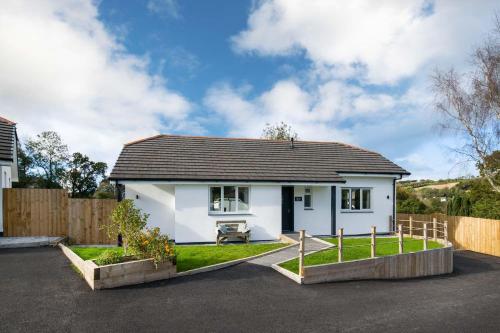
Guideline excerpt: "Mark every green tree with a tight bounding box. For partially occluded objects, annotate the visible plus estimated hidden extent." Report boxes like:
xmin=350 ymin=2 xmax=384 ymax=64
xmin=66 ymin=152 xmax=107 ymax=198
xmin=105 ymin=199 xmax=148 ymax=255
xmin=93 ymin=179 xmax=116 ymax=199
xmin=261 ymin=122 xmax=298 ymax=140
xmin=25 ymin=131 xmax=69 ymax=188
xmin=468 ymin=176 xmax=500 ymax=219
xmin=447 ymin=194 xmax=473 ymax=216
xmin=397 ymin=197 xmax=428 ymax=214
xmin=13 ymin=141 xmax=37 ymax=188
xmin=428 ymin=198 xmax=444 ymax=214
xmin=396 ymin=185 xmax=428 ymax=213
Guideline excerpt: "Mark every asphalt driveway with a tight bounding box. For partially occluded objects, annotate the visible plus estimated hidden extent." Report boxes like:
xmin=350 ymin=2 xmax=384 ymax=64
xmin=0 ymin=247 xmax=499 ymax=332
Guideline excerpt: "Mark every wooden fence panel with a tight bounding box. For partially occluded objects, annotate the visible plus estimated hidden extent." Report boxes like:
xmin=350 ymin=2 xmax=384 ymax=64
xmin=397 ymin=213 xmax=500 ymax=257
xmin=3 ymin=189 xmax=117 ymax=244
xmin=68 ymin=199 xmax=117 ymax=245
xmin=3 ymin=188 xmax=68 ymax=237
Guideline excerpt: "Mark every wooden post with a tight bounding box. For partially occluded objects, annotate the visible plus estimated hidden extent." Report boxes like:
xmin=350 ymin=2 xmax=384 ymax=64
xmin=423 ymin=223 xmax=428 ymax=250
xmin=371 ymin=226 xmax=376 ymax=258
xmin=444 ymin=221 xmax=448 ymax=243
xmin=338 ymin=228 xmax=344 ymax=263
xmin=433 ymin=217 xmax=437 ymax=241
xmin=409 ymin=216 xmax=413 ymax=238
xmin=398 ymin=224 xmax=403 ymax=254
xmin=298 ymin=230 xmax=305 ymax=278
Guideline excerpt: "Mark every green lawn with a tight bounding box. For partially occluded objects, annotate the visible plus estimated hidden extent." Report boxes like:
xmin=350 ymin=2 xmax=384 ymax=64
xmin=70 ymin=242 xmax=286 ymax=272
xmin=279 ymin=237 xmax=443 ymax=274
xmin=70 ymin=246 xmax=124 ymax=260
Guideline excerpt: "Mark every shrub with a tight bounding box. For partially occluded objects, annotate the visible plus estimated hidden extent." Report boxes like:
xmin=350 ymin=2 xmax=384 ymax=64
xmin=131 ymin=227 xmax=175 ymax=268
xmin=95 ymin=249 xmax=125 ymax=266
xmin=103 ymin=199 xmax=149 ymax=255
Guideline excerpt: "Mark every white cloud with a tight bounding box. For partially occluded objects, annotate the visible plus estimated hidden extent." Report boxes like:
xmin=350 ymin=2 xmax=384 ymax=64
xmin=203 ymin=77 xmax=468 ymax=179
xmin=147 ymin=0 xmax=180 ymax=19
xmin=220 ymin=0 xmax=497 ymax=179
xmin=233 ymin=0 xmax=498 ymax=84
xmin=0 ymin=0 xmax=195 ymax=169
xmin=203 ymin=79 xmax=410 ymax=143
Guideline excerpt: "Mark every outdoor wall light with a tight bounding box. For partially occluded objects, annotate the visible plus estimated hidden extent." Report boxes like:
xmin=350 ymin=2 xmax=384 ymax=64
xmin=387 ymin=195 xmax=390 ymax=199
xmin=136 ymin=194 xmax=139 ymax=199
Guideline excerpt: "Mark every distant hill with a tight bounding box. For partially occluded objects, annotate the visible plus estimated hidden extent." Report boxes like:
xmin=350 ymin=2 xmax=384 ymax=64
xmin=398 ymin=178 xmax=472 ymax=189
xmin=396 ymin=177 xmax=500 ymax=219
xmin=414 ymin=182 xmax=459 ymax=191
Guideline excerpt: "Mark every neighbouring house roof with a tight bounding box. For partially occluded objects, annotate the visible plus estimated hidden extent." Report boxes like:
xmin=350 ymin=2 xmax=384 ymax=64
xmin=110 ymin=135 xmax=410 ymax=183
xmin=0 ymin=117 xmax=17 ymax=162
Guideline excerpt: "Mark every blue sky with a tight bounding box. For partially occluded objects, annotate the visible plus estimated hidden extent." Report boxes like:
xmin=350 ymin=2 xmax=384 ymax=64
xmin=2 ymin=0 xmax=499 ymax=179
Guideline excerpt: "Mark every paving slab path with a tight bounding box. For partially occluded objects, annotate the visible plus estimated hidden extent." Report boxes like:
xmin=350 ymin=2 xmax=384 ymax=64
xmin=0 ymin=236 xmax=64 ymax=248
xmin=248 ymin=234 xmax=332 ymax=266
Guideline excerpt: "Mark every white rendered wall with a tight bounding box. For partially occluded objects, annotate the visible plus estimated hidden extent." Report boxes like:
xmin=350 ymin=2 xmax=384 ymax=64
xmin=123 ymin=183 xmax=175 ymax=239
xmin=294 ymin=186 xmax=332 ymax=235
xmin=174 ymin=184 xmax=282 ymax=243
xmin=335 ymin=176 xmax=395 ymax=235
xmin=1 ymin=165 xmax=12 ymax=188
xmin=0 ymin=165 xmax=13 ymax=233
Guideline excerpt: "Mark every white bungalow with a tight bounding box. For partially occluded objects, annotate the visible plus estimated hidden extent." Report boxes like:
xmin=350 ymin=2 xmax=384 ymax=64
xmin=109 ymin=135 xmax=409 ymax=243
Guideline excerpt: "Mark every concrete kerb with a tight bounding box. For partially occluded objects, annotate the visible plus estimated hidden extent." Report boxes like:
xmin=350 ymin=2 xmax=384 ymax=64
xmin=272 ymin=263 xmax=303 ymax=284
xmin=0 ymin=236 xmax=66 ymax=249
xmin=305 ymin=233 xmax=336 ymax=248
xmin=271 ymin=236 xmax=335 ymax=284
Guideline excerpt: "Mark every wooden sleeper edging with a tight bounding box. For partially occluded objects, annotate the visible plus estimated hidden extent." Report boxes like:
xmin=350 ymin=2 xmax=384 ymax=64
xmin=274 ymin=241 xmax=454 ymax=284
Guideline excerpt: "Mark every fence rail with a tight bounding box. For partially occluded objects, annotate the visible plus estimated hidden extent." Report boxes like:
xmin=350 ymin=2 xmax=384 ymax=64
xmin=3 ymin=189 xmax=117 ymax=244
xmin=397 ymin=213 xmax=500 ymax=257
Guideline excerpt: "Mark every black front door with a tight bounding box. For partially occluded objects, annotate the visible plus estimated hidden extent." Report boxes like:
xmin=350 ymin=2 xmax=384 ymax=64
xmin=281 ymin=186 xmax=294 ymax=232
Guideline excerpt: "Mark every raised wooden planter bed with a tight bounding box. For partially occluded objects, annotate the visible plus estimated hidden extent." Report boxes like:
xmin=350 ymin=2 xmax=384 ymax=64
xmin=273 ymin=240 xmax=454 ymax=284
xmin=59 ymin=243 xmax=176 ymax=290
xmin=60 ymin=241 xmax=294 ymax=289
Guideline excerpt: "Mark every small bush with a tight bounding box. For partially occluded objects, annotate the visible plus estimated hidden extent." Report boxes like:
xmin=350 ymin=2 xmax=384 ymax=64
xmin=103 ymin=199 xmax=149 ymax=255
xmin=131 ymin=227 xmax=176 ymax=268
xmin=95 ymin=249 xmax=125 ymax=266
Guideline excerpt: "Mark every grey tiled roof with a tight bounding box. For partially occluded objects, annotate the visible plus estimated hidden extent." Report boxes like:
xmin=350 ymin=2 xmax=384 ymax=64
xmin=0 ymin=118 xmax=16 ymax=162
xmin=110 ymin=135 xmax=410 ymax=182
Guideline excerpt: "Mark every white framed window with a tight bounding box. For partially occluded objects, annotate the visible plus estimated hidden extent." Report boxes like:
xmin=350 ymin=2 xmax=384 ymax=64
xmin=341 ymin=188 xmax=372 ymax=211
xmin=304 ymin=188 xmax=313 ymax=209
xmin=209 ymin=186 xmax=250 ymax=213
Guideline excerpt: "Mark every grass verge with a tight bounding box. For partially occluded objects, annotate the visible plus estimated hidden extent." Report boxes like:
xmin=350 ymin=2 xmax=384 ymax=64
xmin=279 ymin=237 xmax=443 ymax=274
xmin=70 ymin=242 xmax=286 ymax=272
xmin=175 ymin=243 xmax=286 ymax=272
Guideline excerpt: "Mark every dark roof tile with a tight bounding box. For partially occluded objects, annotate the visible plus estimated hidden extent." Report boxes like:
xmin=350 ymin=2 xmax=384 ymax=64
xmin=0 ymin=120 xmax=16 ymax=161
xmin=110 ymin=135 xmax=410 ymax=182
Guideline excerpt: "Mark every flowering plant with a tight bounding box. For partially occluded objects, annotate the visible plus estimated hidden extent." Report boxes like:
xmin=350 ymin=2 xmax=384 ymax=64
xmin=131 ymin=227 xmax=176 ymax=268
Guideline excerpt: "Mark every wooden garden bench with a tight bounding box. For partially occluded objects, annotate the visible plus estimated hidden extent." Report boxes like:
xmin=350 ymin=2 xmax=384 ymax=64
xmin=215 ymin=220 xmax=250 ymax=245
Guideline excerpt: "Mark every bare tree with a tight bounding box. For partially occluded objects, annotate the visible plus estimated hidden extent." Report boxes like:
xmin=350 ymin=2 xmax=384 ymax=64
xmin=432 ymin=18 xmax=500 ymax=192
xmin=261 ymin=122 xmax=298 ymax=141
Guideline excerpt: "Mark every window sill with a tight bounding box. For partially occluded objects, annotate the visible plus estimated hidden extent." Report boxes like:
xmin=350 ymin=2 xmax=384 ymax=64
xmin=340 ymin=210 xmax=374 ymax=214
xmin=208 ymin=212 xmax=253 ymax=216
xmin=304 ymin=208 xmax=314 ymax=210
